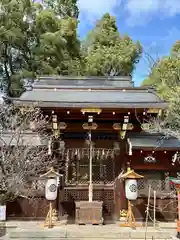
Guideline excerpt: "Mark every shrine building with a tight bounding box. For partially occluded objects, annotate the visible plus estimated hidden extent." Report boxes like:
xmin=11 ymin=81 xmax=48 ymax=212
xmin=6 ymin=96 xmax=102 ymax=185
xmin=6 ymin=76 xmax=180 ymax=222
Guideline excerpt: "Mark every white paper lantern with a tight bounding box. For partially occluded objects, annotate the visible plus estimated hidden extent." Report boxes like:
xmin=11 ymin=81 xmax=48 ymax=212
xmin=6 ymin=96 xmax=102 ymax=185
xmin=0 ymin=206 xmax=6 ymax=220
xmin=45 ymin=178 xmax=58 ymax=201
xmin=125 ymin=179 xmax=138 ymax=200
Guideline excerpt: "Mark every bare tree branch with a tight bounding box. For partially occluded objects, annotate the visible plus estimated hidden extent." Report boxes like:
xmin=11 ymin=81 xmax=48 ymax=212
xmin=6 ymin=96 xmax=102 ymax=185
xmin=0 ymin=103 xmax=64 ymax=204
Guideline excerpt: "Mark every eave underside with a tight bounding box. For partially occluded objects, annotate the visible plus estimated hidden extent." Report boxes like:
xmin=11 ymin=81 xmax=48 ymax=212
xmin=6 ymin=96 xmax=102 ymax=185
xmin=11 ymin=100 xmax=167 ymax=109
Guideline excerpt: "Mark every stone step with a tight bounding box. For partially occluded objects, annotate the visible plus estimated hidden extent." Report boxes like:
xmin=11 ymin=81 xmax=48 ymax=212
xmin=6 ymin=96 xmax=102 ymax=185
xmin=8 ymin=228 xmax=176 ymax=239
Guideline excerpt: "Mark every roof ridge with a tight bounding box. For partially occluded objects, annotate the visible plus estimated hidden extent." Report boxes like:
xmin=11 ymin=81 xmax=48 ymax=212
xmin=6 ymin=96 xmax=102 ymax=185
xmin=38 ymin=76 xmax=133 ymax=81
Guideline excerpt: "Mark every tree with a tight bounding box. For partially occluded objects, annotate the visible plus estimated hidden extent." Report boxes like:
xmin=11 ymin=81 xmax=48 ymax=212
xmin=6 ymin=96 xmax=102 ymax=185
xmin=0 ymin=0 xmax=81 ymax=97
xmin=142 ymin=89 xmax=180 ymax=167
xmin=140 ymin=41 xmax=180 ymax=165
xmin=142 ymin=41 xmax=180 ymax=100
xmin=0 ymin=103 xmax=64 ymax=203
xmin=44 ymin=0 xmax=79 ymax=18
xmin=83 ymin=13 xmax=142 ymax=76
xmin=141 ymin=46 xmax=180 ymax=162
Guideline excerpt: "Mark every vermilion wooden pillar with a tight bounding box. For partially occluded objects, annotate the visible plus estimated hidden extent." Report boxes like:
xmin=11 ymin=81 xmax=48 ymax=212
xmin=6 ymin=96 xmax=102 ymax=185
xmin=170 ymin=178 xmax=180 ymax=239
xmin=178 ymin=189 xmax=180 ymax=238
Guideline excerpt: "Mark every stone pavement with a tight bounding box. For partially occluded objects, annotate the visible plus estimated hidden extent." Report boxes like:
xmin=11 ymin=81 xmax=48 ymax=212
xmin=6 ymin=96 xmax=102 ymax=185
xmin=0 ymin=221 xmax=178 ymax=239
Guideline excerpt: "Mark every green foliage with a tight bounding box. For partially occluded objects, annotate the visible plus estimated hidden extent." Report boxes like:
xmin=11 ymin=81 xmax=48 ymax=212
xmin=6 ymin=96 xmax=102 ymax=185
xmin=0 ymin=3 xmax=142 ymax=97
xmin=171 ymin=40 xmax=180 ymax=57
xmin=44 ymin=0 xmax=79 ymax=18
xmin=142 ymin=41 xmax=180 ymax=101
xmin=0 ymin=0 xmax=81 ymax=97
xmin=142 ymin=41 xmax=180 ymax=134
xmin=83 ymin=13 xmax=142 ymax=76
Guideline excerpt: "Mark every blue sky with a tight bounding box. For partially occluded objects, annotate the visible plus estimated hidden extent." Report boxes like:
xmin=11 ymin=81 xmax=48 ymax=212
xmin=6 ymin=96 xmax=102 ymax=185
xmin=77 ymin=0 xmax=180 ymax=86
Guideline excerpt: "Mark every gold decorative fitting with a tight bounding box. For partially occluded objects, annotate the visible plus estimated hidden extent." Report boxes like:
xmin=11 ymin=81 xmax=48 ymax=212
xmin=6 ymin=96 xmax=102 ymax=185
xmin=113 ymin=123 xmax=133 ymax=131
xmin=127 ymin=123 xmax=134 ymax=130
xmin=113 ymin=123 xmax=121 ymax=130
xmin=120 ymin=131 xmax=126 ymax=139
xmin=120 ymin=210 xmax=127 ymax=218
xmin=147 ymin=108 xmax=160 ymax=114
xmin=59 ymin=122 xmax=67 ymax=129
xmin=82 ymin=123 xmax=98 ymax=130
xmin=80 ymin=108 xmax=102 ymax=114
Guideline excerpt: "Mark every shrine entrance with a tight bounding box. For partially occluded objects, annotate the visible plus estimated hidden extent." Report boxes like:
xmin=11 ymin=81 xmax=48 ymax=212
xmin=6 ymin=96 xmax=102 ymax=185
xmin=58 ymin=145 xmax=124 ymax=223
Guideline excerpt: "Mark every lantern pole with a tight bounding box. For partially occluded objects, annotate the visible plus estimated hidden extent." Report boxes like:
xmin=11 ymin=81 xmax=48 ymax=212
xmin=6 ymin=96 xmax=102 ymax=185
xmin=49 ymin=201 xmax=53 ymax=228
xmin=82 ymin=115 xmax=98 ymax=203
xmin=177 ymin=189 xmax=180 ymax=239
xmin=89 ymin=129 xmax=93 ymax=202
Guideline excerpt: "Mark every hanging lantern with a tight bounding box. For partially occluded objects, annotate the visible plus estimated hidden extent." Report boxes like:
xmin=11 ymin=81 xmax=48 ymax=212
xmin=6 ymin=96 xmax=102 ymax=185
xmin=40 ymin=167 xmax=63 ymax=201
xmin=52 ymin=115 xmax=58 ymax=130
xmin=118 ymin=167 xmax=144 ymax=228
xmin=119 ymin=167 xmax=144 ymax=201
xmin=48 ymin=139 xmax=52 ymax=155
xmin=122 ymin=116 xmax=129 ymax=131
xmin=125 ymin=179 xmax=138 ymax=200
xmin=45 ymin=178 xmax=58 ymax=201
xmin=127 ymin=138 xmax=132 ymax=156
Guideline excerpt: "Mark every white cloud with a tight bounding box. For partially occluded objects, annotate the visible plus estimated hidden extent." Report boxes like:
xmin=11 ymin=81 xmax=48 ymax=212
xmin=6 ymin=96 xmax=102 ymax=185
xmin=126 ymin=0 xmax=159 ymax=14
xmin=125 ymin=0 xmax=180 ymax=26
xmin=163 ymin=0 xmax=180 ymax=16
xmin=77 ymin=0 xmax=120 ymax=22
xmin=77 ymin=0 xmax=180 ymax=27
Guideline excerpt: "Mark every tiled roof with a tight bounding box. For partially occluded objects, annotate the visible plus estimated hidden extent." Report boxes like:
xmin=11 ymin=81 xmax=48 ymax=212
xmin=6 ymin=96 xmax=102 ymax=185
xmin=9 ymin=76 xmax=167 ymax=109
xmin=20 ymin=89 xmax=161 ymax=103
xmin=33 ymin=76 xmax=134 ymax=89
xmin=128 ymin=132 xmax=180 ymax=149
